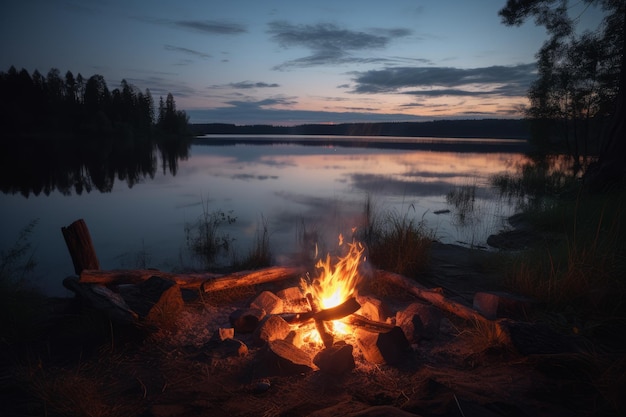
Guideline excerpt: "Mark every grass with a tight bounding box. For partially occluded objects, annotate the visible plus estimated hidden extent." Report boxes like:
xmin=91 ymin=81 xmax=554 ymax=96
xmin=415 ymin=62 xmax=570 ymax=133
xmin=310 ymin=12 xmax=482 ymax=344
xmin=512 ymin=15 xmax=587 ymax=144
xmin=184 ymin=195 xmax=237 ymax=268
xmin=356 ymin=196 xmax=433 ymax=277
xmin=496 ymin=185 xmax=626 ymax=320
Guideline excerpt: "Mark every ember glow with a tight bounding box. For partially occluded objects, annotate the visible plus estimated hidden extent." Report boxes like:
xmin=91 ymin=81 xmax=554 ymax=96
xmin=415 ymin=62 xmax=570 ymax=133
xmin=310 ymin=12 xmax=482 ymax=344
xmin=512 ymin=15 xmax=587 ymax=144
xmin=300 ymin=235 xmax=366 ymax=344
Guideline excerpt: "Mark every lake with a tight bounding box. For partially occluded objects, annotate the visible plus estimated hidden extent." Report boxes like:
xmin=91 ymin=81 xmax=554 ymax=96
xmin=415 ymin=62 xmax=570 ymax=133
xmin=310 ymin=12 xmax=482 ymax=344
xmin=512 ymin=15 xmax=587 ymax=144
xmin=1 ymin=135 xmax=529 ymax=296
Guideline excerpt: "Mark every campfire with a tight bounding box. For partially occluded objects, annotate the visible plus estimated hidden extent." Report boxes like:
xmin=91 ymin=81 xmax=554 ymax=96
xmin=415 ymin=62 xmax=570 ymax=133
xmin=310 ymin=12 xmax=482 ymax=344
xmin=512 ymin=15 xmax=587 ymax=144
xmin=296 ymin=235 xmax=366 ymax=348
xmin=63 ymin=218 xmax=511 ymax=378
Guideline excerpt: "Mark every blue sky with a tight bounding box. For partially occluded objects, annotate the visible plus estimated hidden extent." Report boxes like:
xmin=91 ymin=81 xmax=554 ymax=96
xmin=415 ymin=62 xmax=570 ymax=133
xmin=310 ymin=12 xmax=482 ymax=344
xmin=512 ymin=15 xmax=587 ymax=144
xmin=0 ymin=0 xmax=603 ymax=125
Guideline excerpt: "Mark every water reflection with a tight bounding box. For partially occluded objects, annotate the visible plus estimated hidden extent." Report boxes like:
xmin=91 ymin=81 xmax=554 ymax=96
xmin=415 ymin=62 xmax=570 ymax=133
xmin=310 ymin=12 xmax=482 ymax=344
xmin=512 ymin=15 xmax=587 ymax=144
xmin=1 ymin=137 xmax=528 ymax=296
xmin=0 ymin=135 xmax=191 ymax=196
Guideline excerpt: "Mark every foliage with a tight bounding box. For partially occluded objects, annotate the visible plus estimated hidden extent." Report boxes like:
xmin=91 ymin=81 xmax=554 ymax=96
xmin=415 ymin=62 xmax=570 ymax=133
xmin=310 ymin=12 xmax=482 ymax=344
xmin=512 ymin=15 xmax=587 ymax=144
xmin=235 ymin=215 xmax=272 ymax=270
xmin=0 ymin=219 xmax=41 ymax=344
xmin=157 ymin=93 xmax=190 ymax=135
xmin=499 ymin=0 xmax=625 ymax=170
xmin=185 ymin=198 xmax=237 ymax=268
xmin=0 ymin=219 xmax=38 ymax=286
xmin=446 ymin=181 xmax=477 ymax=226
xmin=492 ymin=160 xmax=626 ymax=319
xmin=0 ymin=66 xmax=189 ymax=139
xmin=357 ymin=198 xmax=433 ymax=277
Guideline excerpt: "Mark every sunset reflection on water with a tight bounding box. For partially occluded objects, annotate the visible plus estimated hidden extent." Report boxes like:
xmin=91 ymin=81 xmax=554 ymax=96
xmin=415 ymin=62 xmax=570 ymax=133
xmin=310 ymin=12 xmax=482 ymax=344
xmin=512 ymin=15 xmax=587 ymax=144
xmin=1 ymin=138 xmax=528 ymax=296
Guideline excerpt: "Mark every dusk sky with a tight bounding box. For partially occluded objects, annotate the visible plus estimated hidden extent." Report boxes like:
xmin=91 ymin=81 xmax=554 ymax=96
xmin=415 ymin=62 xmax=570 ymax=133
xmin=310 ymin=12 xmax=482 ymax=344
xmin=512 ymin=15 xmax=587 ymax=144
xmin=1 ymin=0 xmax=603 ymax=125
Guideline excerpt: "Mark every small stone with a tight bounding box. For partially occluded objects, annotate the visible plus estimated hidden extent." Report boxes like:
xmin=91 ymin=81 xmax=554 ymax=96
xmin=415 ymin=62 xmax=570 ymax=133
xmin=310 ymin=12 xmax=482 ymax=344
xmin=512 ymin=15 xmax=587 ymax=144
xmin=251 ymin=291 xmax=284 ymax=315
xmin=254 ymin=378 xmax=271 ymax=393
xmin=257 ymin=339 xmax=314 ymax=376
xmin=396 ymin=302 xmax=442 ymax=341
xmin=473 ymin=291 xmax=533 ymax=320
xmin=356 ymin=295 xmax=389 ymax=322
xmin=213 ymin=338 xmax=248 ymax=358
xmin=212 ymin=327 xmax=234 ymax=341
xmin=276 ymin=286 xmax=304 ymax=301
xmin=253 ymin=315 xmax=292 ymax=346
xmin=355 ymin=326 xmax=410 ymax=365
xmin=313 ymin=342 xmax=355 ymax=375
xmin=229 ymin=308 xmax=265 ymax=333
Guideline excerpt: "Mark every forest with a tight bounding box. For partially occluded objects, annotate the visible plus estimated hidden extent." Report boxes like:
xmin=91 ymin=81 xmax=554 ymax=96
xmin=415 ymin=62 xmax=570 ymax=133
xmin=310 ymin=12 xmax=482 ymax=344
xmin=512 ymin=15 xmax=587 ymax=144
xmin=0 ymin=66 xmax=190 ymax=140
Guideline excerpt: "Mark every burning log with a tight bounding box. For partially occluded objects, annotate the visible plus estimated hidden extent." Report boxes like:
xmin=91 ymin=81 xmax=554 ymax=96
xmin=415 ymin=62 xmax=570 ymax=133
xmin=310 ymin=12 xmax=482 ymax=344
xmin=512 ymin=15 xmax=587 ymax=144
xmin=306 ymin=293 xmax=334 ymax=348
xmin=286 ymin=296 xmax=361 ymax=323
xmin=79 ymin=266 xmax=303 ymax=290
xmin=344 ymin=313 xmax=395 ymax=333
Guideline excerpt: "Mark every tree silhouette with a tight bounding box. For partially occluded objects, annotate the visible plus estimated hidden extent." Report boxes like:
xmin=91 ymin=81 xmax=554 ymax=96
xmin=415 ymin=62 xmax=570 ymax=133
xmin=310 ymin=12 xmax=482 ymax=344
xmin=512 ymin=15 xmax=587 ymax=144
xmin=500 ymin=0 xmax=625 ymax=187
xmin=0 ymin=66 xmax=188 ymax=139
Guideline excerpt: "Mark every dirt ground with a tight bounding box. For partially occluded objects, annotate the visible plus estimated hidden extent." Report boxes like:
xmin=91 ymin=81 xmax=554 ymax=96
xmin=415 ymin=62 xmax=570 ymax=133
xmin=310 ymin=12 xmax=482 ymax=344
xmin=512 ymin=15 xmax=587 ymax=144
xmin=2 ymin=242 xmax=624 ymax=417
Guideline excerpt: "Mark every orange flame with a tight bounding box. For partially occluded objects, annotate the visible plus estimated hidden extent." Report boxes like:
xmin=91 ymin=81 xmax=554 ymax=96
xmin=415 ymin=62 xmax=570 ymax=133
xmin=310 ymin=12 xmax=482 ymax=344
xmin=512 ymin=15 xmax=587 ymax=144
xmin=300 ymin=235 xmax=366 ymax=344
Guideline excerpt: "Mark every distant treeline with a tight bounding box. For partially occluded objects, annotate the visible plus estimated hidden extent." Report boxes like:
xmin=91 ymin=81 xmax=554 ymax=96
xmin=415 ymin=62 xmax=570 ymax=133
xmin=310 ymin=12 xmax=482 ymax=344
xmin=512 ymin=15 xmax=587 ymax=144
xmin=0 ymin=66 xmax=190 ymax=140
xmin=191 ymin=119 xmax=530 ymax=139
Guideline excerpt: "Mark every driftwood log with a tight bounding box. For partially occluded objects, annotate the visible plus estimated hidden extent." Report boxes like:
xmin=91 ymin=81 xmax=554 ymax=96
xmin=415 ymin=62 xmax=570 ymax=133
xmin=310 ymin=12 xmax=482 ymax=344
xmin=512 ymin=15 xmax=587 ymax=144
xmin=375 ymin=269 xmax=494 ymax=327
xmin=62 ymin=219 xmax=100 ymax=274
xmin=79 ymin=266 xmax=304 ymax=291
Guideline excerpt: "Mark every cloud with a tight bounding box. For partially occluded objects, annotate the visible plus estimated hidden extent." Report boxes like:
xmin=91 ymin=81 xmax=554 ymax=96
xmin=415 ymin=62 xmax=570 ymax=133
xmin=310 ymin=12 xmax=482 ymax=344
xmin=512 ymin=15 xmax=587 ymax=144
xmin=267 ymin=21 xmax=411 ymax=69
xmin=229 ymin=81 xmax=281 ymax=89
xmin=352 ymin=63 xmax=536 ymax=97
xmin=124 ymin=75 xmax=197 ymax=98
xmin=174 ymin=20 xmax=247 ymax=35
xmin=135 ymin=16 xmax=247 ymax=35
xmin=164 ymin=45 xmax=211 ymax=59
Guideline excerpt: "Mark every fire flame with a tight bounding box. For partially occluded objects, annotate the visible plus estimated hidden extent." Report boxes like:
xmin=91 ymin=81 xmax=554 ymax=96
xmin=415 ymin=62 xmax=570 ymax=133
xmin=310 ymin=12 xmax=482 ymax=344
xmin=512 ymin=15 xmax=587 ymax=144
xmin=300 ymin=235 xmax=366 ymax=345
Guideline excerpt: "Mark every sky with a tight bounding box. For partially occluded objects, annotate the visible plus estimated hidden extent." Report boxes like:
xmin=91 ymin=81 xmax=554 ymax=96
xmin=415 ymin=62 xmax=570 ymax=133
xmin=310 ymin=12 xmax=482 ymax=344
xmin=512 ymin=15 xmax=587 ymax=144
xmin=0 ymin=0 xmax=605 ymax=125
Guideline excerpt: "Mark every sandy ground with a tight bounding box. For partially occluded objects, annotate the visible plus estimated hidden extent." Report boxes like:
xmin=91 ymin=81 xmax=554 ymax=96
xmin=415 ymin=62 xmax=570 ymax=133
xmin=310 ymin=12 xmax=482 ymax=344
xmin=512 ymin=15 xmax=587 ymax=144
xmin=2 ymin=242 xmax=623 ymax=417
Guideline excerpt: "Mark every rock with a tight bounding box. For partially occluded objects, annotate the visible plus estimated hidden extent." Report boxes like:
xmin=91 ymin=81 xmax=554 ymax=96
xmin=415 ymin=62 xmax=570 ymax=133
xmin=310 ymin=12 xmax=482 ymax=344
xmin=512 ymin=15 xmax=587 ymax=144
xmin=253 ymin=314 xmax=292 ymax=346
xmin=473 ymin=291 xmax=533 ymax=320
xmin=251 ymin=291 xmax=283 ymax=315
xmin=313 ymin=341 xmax=355 ymax=375
xmin=356 ymin=295 xmax=389 ymax=322
xmin=257 ymin=339 xmax=314 ymax=376
xmin=119 ymin=276 xmax=184 ymax=327
xmin=212 ymin=338 xmax=248 ymax=358
xmin=276 ymin=286 xmax=304 ymax=301
xmin=355 ymin=326 xmax=410 ymax=365
xmin=145 ymin=284 xmax=184 ymax=328
xmin=212 ymin=327 xmax=234 ymax=341
xmin=285 ymin=329 xmax=304 ymax=348
xmin=396 ymin=302 xmax=442 ymax=341
xmin=229 ymin=308 xmax=265 ymax=333
xmin=253 ymin=378 xmax=271 ymax=393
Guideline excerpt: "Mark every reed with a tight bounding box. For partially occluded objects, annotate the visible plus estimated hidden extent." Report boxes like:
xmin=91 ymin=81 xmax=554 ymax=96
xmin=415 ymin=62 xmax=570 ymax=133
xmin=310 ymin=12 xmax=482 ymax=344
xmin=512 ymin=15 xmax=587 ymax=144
xmin=358 ymin=197 xmax=433 ymax=277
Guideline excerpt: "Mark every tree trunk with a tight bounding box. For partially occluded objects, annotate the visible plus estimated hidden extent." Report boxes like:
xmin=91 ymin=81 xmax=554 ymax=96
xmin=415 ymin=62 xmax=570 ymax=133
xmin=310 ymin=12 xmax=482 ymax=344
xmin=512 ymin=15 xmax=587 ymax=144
xmin=61 ymin=219 xmax=100 ymax=275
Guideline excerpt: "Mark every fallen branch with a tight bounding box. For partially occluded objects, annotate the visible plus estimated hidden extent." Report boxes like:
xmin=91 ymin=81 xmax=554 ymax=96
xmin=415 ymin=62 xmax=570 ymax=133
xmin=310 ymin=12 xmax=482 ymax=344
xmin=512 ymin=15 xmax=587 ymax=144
xmin=375 ymin=269 xmax=492 ymax=326
xmin=80 ymin=269 xmax=220 ymax=289
xmin=202 ymin=266 xmax=304 ymax=292
xmin=80 ymin=266 xmax=304 ymax=291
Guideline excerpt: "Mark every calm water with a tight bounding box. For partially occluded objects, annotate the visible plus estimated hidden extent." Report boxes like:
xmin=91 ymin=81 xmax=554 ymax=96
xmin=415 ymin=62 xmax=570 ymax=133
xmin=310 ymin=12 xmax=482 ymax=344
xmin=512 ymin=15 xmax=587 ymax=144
xmin=1 ymin=135 xmax=528 ymax=296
